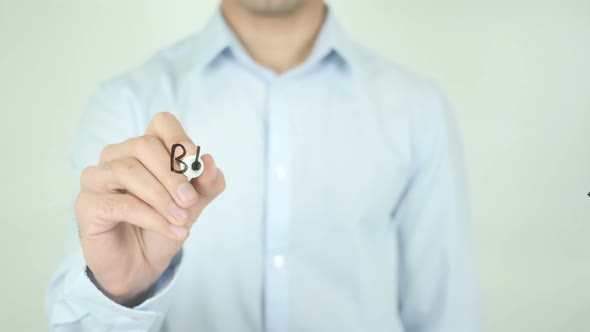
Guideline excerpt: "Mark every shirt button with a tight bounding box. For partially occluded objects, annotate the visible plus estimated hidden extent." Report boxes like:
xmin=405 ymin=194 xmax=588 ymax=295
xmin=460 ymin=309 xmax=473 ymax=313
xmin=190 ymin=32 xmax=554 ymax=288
xmin=274 ymin=164 xmax=286 ymax=180
xmin=273 ymin=255 xmax=285 ymax=269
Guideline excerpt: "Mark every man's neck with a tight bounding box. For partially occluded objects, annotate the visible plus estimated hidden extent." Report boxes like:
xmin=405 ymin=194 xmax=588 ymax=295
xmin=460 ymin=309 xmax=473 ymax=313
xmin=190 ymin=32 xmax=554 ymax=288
xmin=221 ymin=1 xmax=326 ymax=73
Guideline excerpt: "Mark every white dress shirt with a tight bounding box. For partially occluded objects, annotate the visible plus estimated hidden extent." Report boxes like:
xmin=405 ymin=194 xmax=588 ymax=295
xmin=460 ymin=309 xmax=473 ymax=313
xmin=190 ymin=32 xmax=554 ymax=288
xmin=46 ymin=7 xmax=481 ymax=332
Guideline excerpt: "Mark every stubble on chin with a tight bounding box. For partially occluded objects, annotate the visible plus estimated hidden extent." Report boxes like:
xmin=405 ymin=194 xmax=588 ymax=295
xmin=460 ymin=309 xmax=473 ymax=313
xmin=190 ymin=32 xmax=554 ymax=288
xmin=237 ymin=0 xmax=308 ymax=16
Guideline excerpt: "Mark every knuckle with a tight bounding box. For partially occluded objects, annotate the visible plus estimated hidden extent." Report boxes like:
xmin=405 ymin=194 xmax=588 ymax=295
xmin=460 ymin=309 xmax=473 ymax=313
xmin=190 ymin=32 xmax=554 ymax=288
xmin=106 ymin=158 xmax=140 ymax=191
xmin=99 ymin=160 xmax=114 ymax=172
xmin=79 ymin=166 xmax=95 ymax=187
xmin=115 ymin=195 xmax=135 ymax=216
xmin=114 ymin=157 xmax=141 ymax=174
xmin=136 ymin=135 xmax=159 ymax=155
xmin=96 ymin=195 xmax=117 ymax=218
xmin=99 ymin=144 xmax=115 ymax=162
xmin=152 ymin=112 xmax=175 ymax=126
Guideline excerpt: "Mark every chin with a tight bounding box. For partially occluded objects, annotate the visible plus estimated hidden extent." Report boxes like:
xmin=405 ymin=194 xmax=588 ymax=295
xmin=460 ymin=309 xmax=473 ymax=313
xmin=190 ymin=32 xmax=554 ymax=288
xmin=238 ymin=0 xmax=307 ymax=15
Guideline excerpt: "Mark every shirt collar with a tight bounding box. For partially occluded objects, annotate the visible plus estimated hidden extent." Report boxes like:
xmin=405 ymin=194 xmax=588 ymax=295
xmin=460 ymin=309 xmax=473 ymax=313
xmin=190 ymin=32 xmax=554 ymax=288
xmin=190 ymin=6 xmax=357 ymax=75
xmin=306 ymin=7 xmax=357 ymax=71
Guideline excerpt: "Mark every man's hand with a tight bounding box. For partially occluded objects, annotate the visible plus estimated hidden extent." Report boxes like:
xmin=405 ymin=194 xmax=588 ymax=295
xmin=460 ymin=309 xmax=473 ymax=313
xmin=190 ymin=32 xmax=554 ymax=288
xmin=75 ymin=112 xmax=225 ymax=306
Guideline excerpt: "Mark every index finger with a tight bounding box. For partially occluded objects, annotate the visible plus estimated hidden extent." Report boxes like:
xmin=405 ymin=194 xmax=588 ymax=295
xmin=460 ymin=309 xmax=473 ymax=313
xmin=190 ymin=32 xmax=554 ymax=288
xmin=146 ymin=112 xmax=223 ymax=200
xmin=146 ymin=112 xmax=198 ymax=157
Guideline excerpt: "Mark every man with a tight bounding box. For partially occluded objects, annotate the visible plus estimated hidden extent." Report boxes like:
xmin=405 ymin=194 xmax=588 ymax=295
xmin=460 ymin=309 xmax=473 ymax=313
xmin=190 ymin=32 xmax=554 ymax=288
xmin=46 ymin=0 xmax=481 ymax=331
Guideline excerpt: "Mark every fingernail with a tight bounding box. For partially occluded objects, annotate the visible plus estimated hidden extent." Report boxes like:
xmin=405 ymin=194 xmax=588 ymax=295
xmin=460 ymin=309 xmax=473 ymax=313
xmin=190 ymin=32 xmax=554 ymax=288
xmin=177 ymin=182 xmax=197 ymax=203
xmin=170 ymin=204 xmax=189 ymax=221
xmin=170 ymin=225 xmax=188 ymax=238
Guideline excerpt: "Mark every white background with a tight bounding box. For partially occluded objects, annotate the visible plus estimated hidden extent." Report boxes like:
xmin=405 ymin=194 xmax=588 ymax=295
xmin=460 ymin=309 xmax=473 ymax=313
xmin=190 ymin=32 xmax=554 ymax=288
xmin=0 ymin=1 xmax=589 ymax=331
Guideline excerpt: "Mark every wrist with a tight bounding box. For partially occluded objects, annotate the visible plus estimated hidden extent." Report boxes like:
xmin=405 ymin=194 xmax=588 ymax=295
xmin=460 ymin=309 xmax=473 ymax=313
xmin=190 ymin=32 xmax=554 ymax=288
xmin=86 ymin=266 xmax=157 ymax=307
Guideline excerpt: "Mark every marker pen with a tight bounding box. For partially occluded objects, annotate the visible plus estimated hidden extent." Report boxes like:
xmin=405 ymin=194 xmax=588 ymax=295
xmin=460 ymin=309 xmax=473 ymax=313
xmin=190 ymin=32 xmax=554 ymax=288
xmin=181 ymin=145 xmax=204 ymax=180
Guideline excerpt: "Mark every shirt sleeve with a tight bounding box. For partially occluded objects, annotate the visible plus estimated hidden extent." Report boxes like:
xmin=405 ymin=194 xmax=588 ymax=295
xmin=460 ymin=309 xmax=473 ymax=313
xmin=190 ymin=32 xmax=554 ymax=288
xmin=45 ymin=82 xmax=182 ymax=332
xmin=46 ymin=248 xmax=183 ymax=332
xmin=394 ymin=86 xmax=483 ymax=331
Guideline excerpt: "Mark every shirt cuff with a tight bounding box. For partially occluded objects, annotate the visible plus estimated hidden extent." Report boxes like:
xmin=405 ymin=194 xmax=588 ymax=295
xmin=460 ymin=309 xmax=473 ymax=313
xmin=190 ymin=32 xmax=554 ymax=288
xmin=60 ymin=249 xmax=183 ymax=330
